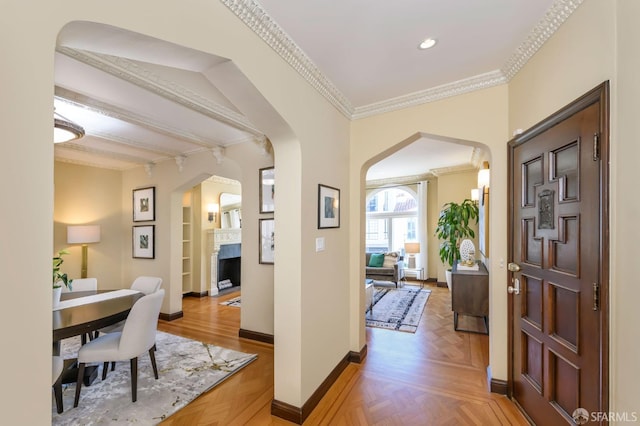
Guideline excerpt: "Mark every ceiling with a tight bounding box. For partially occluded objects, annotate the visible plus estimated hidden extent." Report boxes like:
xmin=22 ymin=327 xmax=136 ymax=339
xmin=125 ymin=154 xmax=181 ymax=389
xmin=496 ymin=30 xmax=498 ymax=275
xmin=53 ymin=0 xmax=577 ymax=179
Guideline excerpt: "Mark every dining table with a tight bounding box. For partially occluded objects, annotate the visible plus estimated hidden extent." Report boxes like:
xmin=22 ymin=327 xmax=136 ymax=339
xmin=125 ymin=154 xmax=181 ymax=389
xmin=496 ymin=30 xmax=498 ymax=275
xmin=53 ymin=289 xmax=144 ymax=386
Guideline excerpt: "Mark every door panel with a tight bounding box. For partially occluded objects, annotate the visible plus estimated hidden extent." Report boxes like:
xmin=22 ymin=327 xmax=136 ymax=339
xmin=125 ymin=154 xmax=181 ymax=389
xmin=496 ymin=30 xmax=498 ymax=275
xmin=509 ymin=84 xmax=608 ymax=425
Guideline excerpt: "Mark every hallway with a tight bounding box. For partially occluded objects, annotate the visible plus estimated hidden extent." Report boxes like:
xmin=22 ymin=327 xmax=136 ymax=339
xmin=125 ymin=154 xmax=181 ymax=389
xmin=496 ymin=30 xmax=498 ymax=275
xmin=158 ymin=284 xmax=528 ymax=425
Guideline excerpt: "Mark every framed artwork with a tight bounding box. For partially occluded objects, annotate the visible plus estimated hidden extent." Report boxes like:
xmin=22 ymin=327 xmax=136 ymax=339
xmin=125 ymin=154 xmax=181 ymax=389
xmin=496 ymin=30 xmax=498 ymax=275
xmin=259 ymin=167 xmax=275 ymax=213
xmin=259 ymin=218 xmax=275 ymax=264
xmin=133 ymin=225 xmax=155 ymax=259
xmin=133 ymin=186 xmax=155 ymax=222
xmin=318 ymin=184 xmax=340 ymax=229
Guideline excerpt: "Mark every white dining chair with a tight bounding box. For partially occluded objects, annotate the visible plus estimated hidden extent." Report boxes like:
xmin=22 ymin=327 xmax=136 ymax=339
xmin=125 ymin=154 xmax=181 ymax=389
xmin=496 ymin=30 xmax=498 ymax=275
xmin=52 ymin=356 xmax=64 ymax=414
xmin=130 ymin=276 xmax=163 ymax=295
xmin=61 ymin=277 xmax=98 ymax=293
xmin=73 ymin=289 xmax=165 ymax=406
xmin=95 ymin=276 xmax=162 ymax=338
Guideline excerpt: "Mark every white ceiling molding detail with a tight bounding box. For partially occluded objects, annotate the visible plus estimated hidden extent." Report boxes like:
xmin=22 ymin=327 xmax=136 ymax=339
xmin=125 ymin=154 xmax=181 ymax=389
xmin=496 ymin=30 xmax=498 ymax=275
xmin=55 ymin=88 xmax=227 ymax=149
xmin=366 ymin=174 xmax=435 ymax=188
xmin=144 ymin=163 xmax=155 ymax=177
xmin=57 ymin=46 xmax=264 ymax=137
xmin=55 ymin=140 xmax=155 ymax=167
xmin=206 ymin=175 xmax=241 ymax=186
xmin=219 ymin=0 xmax=354 ymax=118
xmin=220 ymin=0 xmax=583 ymax=119
xmin=175 ymin=155 xmax=187 ymax=172
xmin=500 ymin=0 xmax=584 ymax=80
xmin=212 ymin=146 xmax=225 ymax=164
xmin=430 ymin=164 xmax=478 ymax=177
xmin=352 ymin=71 xmax=507 ymax=120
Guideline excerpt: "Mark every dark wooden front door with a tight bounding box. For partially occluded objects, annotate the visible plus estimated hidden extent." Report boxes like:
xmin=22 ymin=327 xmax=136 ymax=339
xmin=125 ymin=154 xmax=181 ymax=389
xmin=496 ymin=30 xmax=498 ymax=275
xmin=508 ymin=83 xmax=609 ymax=425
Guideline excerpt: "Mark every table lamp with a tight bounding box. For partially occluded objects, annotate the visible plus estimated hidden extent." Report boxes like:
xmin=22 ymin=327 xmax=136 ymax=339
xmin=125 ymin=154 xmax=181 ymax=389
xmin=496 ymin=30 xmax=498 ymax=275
xmin=404 ymin=242 xmax=420 ymax=269
xmin=67 ymin=225 xmax=101 ymax=278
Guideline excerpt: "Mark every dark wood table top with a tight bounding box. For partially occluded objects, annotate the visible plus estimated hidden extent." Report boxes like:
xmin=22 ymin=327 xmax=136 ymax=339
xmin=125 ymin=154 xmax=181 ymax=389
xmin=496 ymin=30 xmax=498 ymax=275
xmin=53 ymin=290 xmax=143 ymax=342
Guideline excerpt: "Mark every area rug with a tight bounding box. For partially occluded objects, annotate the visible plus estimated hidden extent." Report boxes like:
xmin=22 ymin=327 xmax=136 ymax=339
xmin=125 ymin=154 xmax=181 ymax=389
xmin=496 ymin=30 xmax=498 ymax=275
xmin=366 ymin=287 xmax=431 ymax=333
xmin=220 ymin=296 xmax=241 ymax=307
xmin=52 ymin=331 xmax=257 ymax=425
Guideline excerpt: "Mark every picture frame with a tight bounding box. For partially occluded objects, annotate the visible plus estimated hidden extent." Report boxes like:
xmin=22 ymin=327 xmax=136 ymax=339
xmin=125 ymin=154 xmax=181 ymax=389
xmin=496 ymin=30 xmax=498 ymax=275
xmin=318 ymin=184 xmax=340 ymax=229
xmin=133 ymin=225 xmax=155 ymax=259
xmin=259 ymin=167 xmax=275 ymax=213
xmin=259 ymin=218 xmax=275 ymax=264
xmin=133 ymin=186 xmax=155 ymax=222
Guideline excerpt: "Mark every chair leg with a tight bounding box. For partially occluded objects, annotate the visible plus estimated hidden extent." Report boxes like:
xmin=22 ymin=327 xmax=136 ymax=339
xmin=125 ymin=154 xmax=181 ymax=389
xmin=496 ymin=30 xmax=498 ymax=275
xmin=74 ymin=363 xmax=85 ymax=407
xmin=53 ymin=376 xmax=64 ymax=414
xmin=149 ymin=348 xmax=159 ymax=379
xmin=102 ymin=362 xmax=109 ymax=380
xmin=130 ymin=357 xmax=138 ymax=402
xmin=111 ymin=361 xmax=116 ymax=371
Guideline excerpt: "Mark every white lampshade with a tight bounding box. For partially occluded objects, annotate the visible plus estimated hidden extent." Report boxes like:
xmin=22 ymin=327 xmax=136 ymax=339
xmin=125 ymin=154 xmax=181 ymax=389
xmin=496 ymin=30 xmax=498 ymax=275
xmin=471 ymin=188 xmax=480 ymax=201
xmin=67 ymin=225 xmax=101 ymax=244
xmin=478 ymin=162 xmax=490 ymax=188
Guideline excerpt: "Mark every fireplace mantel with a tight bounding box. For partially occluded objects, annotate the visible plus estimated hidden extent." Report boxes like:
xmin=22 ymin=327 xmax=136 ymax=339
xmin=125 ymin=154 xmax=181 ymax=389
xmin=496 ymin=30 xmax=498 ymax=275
xmin=208 ymin=228 xmax=241 ymax=253
xmin=207 ymin=228 xmax=241 ymax=296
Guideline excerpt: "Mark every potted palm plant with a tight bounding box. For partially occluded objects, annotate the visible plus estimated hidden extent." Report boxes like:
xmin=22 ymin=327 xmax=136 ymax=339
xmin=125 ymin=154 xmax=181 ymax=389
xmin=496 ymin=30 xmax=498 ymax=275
xmin=434 ymin=199 xmax=479 ymax=289
xmin=53 ymin=249 xmax=72 ymax=306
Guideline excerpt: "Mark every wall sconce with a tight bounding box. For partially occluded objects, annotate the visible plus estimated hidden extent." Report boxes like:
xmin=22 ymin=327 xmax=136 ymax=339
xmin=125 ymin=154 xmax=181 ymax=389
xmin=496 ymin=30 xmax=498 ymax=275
xmin=477 ymin=161 xmax=490 ymax=204
xmin=471 ymin=188 xmax=480 ymax=204
xmin=404 ymin=242 xmax=421 ymax=269
xmin=208 ymin=203 xmax=219 ymax=223
xmin=67 ymin=225 xmax=101 ymax=278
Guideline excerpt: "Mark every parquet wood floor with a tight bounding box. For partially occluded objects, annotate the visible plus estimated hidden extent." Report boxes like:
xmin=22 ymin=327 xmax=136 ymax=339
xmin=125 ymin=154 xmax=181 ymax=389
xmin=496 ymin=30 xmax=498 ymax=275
xmin=158 ymin=283 xmax=529 ymax=425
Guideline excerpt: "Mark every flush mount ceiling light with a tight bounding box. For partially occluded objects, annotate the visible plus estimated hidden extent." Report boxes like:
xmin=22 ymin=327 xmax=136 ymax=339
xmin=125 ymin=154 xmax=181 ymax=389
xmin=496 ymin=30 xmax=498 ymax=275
xmin=54 ymin=111 xmax=85 ymax=143
xmin=418 ymin=38 xmax=437 ymax=50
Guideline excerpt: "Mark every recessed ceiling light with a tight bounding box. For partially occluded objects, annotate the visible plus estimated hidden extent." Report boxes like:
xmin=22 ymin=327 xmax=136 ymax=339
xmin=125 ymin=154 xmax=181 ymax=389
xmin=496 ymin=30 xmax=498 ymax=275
xmin=418 ymin=38 xmax=437 ymax=50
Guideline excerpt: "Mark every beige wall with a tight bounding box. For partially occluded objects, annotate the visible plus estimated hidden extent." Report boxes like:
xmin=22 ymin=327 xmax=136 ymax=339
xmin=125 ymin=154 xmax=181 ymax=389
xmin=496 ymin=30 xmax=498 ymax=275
xmin=54 ymin=162 xmax=123 ymax=288
xmin=1 ymin=2 xmax=349 ymax=422
xmin=4 ymin=1 xmax=638 ymax=423
xmin=349 ymin=85 xmax=509 ymax=378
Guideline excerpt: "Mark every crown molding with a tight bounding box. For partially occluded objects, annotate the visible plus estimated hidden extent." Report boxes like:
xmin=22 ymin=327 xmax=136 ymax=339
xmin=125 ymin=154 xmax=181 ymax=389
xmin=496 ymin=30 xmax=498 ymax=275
xmin=500 ymin=0 xmax=584 ymax=81
xmin=55 ymin=140 xmax=153 ymax=165
xmin=57 ymin=46 xmax=263 ymax=137
xmin=53 ymin=157 xmax=126 ymax=171
xmin=221 ymin=0 xmax=582 ymax=119
xmin=430 ymin=164 xmax=478 ymax=177
xmin=206 ymin=175 xmax=242 ymax=186
xmin=366 ymin=173 xmax=435 ymax=188
xmin=55 ymin=87 xmax=226 ymax=150
xmin=219 ymin=0 xmax=354 ymax=118
xmin=352 ymin=71 xmax=507 ymax=119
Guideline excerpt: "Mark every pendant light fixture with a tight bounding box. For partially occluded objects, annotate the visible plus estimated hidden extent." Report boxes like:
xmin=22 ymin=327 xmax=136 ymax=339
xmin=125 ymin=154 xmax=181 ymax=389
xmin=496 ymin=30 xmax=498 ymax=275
xmin=54 ymin=110 xmax=85 ymax=143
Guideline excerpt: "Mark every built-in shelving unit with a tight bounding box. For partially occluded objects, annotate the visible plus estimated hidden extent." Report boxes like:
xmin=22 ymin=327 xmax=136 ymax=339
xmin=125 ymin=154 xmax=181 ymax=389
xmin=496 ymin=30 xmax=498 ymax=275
xmin=182 ymin=205 xmax=192 ymax=293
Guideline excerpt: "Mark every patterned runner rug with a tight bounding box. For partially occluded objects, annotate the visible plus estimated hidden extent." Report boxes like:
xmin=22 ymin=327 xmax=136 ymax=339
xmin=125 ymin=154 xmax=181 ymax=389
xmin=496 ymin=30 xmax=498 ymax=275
xmin=53 ymin=331 xmax=256 ymax=425
xmin=220 ymin=296 xmax=241 ymax=307
xmin=366 ymin=287 xmax=431 ymax=333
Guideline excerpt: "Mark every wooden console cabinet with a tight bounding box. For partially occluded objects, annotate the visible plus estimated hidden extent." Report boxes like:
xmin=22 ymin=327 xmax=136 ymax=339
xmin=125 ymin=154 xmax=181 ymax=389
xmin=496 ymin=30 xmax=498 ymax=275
xmin=451 ymin=261 xmax=489 ymax=334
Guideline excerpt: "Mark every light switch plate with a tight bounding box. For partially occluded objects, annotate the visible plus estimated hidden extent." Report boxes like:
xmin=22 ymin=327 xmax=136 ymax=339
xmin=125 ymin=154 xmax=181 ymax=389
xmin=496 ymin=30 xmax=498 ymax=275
xmin=315 ymin=237 xmax=325 ymax=252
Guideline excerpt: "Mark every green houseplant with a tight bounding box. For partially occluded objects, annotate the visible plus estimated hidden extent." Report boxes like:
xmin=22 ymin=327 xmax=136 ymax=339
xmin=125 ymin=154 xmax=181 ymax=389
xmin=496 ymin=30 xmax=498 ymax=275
xmin=434 ymin=199 xmax=479 ymax=287
xmin=53 ymin=249 xmax=72 ymax=289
